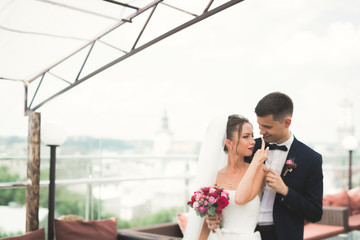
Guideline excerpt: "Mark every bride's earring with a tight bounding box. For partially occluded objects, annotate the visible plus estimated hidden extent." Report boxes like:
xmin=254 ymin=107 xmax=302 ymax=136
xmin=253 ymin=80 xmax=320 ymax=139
xmin=230 ymin=147 xmax=233 ymax=150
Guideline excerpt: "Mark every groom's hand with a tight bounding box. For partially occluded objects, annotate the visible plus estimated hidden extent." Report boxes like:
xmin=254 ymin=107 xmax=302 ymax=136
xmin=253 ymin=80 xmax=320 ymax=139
xmin=265 ymin=169 xmax=289 ymax=196
xmin=205 ymin=214 xmax=222 ymax=230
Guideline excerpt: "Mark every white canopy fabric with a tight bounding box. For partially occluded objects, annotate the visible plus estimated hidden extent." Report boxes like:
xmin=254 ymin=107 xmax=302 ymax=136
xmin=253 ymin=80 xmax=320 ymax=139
xmin=0 ymin=0 xmax=208 ymax=79
xmin=0 ymin=0 xmax=239 ymax=111
xmin=1 ymin=0 xmax=360 ymax=143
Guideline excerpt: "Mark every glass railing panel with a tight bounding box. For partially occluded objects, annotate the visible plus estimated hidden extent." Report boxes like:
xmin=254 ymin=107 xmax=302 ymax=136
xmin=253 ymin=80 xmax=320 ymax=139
xmin=0 ymin=152 xmax=359 ymax=237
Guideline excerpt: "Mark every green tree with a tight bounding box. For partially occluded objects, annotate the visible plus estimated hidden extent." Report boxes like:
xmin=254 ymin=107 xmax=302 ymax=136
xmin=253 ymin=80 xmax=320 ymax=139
xmin=101 ymin=207 xmax=183 ymax=229
xmin=39 ymin=185 xmax=101 ymax=219
xmin=0 ymin=166 xmax=25 ymax=205
xmin=130 ymin=206 xmax=182 ymax=227
xmin=0 ymin=230 xmax=23 ymax=238
xmin=117 ymin=219 xmax=131 ymax=229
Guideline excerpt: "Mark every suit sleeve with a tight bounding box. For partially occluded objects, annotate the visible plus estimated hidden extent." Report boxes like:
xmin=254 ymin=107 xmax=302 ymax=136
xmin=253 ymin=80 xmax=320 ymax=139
xmin=279 ymin=153 xmax=323 ymax=222
xmin=245 ymin=138 xmax=262 ymax=163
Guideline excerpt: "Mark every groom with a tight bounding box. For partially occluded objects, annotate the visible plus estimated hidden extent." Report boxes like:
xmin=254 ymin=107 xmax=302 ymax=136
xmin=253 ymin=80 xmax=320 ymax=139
xmin=252 ymin=92 xmax=323 ymax=240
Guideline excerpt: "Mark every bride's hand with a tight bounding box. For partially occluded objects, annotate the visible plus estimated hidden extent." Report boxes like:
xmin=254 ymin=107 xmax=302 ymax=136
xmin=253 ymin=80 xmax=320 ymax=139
xmin=205 ymin=214 xmax=221 ymax=230
xmin=252 ymin=138 xmax=268 ymax=166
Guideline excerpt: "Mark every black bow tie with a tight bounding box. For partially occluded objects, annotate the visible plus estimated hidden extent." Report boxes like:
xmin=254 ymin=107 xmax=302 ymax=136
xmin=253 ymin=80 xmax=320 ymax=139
xmin=268 ymin=143 xmax=288 ymax=151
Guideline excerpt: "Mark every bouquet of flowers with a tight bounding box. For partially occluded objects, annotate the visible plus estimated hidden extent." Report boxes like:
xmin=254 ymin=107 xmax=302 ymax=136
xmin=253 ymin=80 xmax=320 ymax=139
xmin=188 ymin=184 xmax=230 ymax=216
xmin=187 ymin=185 xmax=230 ymax=239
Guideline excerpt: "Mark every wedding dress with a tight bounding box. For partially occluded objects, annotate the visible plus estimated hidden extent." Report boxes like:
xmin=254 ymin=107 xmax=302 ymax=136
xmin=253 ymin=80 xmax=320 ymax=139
xmin=183 ymin=115 xmax=261 ymax=240
xmin=207 ymin=190 xmax=261 ymax=240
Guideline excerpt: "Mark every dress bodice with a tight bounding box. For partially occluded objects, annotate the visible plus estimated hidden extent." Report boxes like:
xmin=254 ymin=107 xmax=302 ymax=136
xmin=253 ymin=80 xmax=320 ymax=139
xmin=222 ymin=190 xmax=260 ymax=233
xmin=208 ymin=190 xmax=261 ymax=240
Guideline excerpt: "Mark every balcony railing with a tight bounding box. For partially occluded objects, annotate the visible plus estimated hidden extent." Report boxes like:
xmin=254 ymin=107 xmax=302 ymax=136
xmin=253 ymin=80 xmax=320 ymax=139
xmin=0 ymin=154 xmax=359 ymax=236
xmin=0 ymin=155 xmax=198 ymax=235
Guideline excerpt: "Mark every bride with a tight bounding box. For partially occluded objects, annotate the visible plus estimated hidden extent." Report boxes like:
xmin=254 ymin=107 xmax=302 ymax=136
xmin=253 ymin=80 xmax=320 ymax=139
xmin=183 ymin=114 xmax=268 ymax=240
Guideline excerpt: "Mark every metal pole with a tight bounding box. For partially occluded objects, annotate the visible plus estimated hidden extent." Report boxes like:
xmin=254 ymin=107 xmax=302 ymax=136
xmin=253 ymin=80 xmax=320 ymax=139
xmin=349 ymin=150 xmax=352 ymax=190
xmin=48 ymin=145 xmax=57 ymax=240
xmin=184 ymin=160 xmax=189 ymax=212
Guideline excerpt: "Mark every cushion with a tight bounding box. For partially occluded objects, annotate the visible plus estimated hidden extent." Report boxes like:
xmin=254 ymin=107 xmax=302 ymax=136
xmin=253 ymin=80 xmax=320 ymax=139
xmin=303 ymin=223 xmax=344 ymax=240
xmin=348 ymin=186 xmax=360 ymax=215
xmin=349 ymin=214 xmax=360 ymax=230
xmin=55 ymin=218 xmax=117 ymax=240
xmin=176 ymin=213 xmax=188 ymax=234
xmin=0 ymin=228 xmax=45 ymax=240
xmin=322 ymin=189 xmax=350 ymax=209
xmin=58 ymin=214 xmax=85 ymax=221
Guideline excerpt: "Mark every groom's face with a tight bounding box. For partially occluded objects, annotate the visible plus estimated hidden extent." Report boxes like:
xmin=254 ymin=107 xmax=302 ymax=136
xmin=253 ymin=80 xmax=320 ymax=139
xmin=257 ymin=114 xmax=288 ymax=143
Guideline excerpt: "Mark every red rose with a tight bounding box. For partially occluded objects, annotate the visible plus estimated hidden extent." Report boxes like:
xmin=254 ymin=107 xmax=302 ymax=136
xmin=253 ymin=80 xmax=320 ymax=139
xmin=217 ymin=196 xmax=229 ymax=209
xmin=202 ymin=187 xmax=210 ymax=193
xmin=215 ymin=208 xmax=222 ymax=214
xmin=189 ymin=195 xmax=195 ymax=204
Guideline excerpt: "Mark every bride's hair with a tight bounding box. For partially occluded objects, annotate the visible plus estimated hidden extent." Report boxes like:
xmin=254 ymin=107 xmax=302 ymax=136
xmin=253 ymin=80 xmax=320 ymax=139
xmin=224 ymin=114 xmax=250 ymax=153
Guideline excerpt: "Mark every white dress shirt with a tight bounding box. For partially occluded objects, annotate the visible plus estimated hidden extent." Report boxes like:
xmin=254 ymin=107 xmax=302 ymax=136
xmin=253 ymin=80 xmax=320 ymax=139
xmin=257 ymin=133 xmax=294 ymax=225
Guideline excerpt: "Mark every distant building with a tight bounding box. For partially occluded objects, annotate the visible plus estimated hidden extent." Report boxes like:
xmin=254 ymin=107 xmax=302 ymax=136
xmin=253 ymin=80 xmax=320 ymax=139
xmin=337 ymin=99 xmax=356 ymax=150
xmin=153 ymin=111 xmax=173 ymax=155
xmin=152 ymin=111 xmax=200 ymax=155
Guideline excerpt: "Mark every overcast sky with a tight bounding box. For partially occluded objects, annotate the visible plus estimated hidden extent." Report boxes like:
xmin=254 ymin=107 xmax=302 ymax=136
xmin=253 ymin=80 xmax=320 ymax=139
xmin=1 ymin=0 xmax=360 ymax=146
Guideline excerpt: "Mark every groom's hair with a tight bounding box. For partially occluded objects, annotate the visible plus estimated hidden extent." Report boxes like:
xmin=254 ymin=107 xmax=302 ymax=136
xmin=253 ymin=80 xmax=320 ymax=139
xmin=255 ymin=92 xmax=293 ymax=122
xmin=224 ymin=114 xmax=250 ymax=153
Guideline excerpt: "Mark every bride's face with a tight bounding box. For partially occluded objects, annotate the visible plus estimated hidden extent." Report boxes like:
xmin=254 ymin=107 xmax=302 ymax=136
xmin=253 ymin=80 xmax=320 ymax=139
xmin=233 ymin=123 xmax=255 ymax=157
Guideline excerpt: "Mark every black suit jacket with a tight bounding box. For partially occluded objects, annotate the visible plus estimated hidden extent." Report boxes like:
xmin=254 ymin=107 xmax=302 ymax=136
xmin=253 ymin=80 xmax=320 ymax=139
xmin=251 ymin=137 xmax=323 ymax=240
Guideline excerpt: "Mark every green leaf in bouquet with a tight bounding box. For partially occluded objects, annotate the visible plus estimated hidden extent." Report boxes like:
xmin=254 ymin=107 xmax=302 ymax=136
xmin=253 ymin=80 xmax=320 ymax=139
xmin=207 ymin=206 xmax=216 ymax=216
xmin=200 ymin=212 xmax=207 ymax=218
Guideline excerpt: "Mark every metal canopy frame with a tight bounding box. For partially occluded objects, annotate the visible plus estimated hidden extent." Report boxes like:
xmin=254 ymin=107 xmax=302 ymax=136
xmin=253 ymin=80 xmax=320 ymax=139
xmin=0 ymin=0 xmax=245 ymax=232
xmin=23 ymin=0 xmax=244 ymax=114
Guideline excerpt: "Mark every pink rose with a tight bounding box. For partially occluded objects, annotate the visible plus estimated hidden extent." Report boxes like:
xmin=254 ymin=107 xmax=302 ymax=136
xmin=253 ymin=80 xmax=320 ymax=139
xmin=198 ymin=206 xmax=207 ymax=213
xmin=208 ymin=196 xmax=216 ymax=204
xmin=285 ymin=158 xmax=297 ymax=169
xmin=209 ymin=187 xmax=216 ymax=194
xmin=193 ymin=201 xmax=200 ymax=209
xmin=204 ymin=200 xmax=208 ymax=206
xmin=221 ymin=191 xmax=229 ymax=197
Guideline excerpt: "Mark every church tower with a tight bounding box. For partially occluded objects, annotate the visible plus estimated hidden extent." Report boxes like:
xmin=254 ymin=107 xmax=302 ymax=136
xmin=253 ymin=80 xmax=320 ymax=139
xmin=153 ymin=110 xmax=173 ymax=155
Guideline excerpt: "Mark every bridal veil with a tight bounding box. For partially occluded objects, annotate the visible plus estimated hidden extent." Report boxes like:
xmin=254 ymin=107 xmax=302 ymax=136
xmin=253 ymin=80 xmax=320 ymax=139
xmin=183 ymin=115 xmax=228 ymax=240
